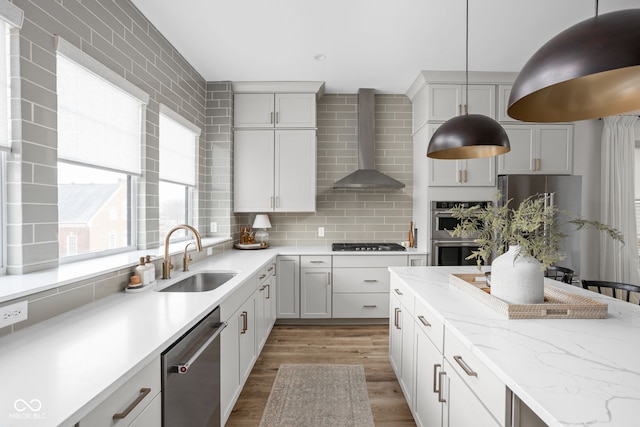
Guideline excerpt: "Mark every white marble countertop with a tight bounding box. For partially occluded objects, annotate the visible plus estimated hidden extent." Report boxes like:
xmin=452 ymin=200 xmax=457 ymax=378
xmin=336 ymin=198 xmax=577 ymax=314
xmin=389 ymin=265 xmax=640 ymax=427
xmin=0 ymin=245 xmax=427 ymax=427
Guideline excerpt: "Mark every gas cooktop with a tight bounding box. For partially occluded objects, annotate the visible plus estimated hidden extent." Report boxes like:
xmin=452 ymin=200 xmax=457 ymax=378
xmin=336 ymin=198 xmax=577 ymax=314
xmin=331 ymin=243 xmax=407 ymax=252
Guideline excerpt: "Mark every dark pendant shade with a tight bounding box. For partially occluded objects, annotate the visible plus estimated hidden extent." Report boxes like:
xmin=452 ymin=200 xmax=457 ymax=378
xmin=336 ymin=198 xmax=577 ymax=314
xmin=508 ymin=9 xmax=640 ymax=122
xmin=427 ymin=114 xmax=511 ymax=159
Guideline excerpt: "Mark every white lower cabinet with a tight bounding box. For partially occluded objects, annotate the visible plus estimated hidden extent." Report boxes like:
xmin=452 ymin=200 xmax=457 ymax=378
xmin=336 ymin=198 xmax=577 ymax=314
xmin=220 ymin=263 xmax=277 ymax=425
xmin=389 ymin=279 xmax=415 ymax=407
xmin=442 ymin=359 xmax=502 ymax=427
xmin=300 ymin=256 xmax=332 ymax=318
xmin=77 ymin=358 xmax=161 ymax=426
xmin=276 ymin=256 xmax=299 ymax=318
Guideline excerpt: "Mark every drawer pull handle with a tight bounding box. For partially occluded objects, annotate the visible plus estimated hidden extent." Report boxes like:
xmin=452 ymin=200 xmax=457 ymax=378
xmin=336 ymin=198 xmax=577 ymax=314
xmin=259 ymin=285 xmax=266 ymax=291
xmin=433 ymin=363 xmax=442 ymax=393
xmin=454 ymin=355 xmax=478 ymax=377
xmin=363 ymin=305 xmax=377 ymax=308
xmin=438 ymin=371 xmax=447 ymax=403
xmin=394 ymin=307 xmax=401 ymax=329
xmin=113 ymin=388 xmax=151 ymax=419
xmin=267 ymin=266 xmax=274 ymax=272
xmin=394 ymin=288 xmax=403 ymax=296
xmin=310 ymin=260 xmax=324 ymax=264
xmin=266 ymin=284 xmax=270 ymax=299
xmin=364 ymin=279 xmax=378 ymax=283
xmin=418 ymin=315 xmax=431 ymax=327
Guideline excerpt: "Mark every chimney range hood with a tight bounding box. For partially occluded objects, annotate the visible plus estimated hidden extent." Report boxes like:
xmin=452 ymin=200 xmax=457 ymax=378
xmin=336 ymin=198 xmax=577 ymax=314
xmin=333 ymin=89 xmax=405 ymax=189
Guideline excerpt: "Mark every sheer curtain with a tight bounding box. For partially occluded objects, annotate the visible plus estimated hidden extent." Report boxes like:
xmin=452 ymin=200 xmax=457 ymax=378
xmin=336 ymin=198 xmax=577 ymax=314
xmin=600 ymin=115 xmax=640 ymax=284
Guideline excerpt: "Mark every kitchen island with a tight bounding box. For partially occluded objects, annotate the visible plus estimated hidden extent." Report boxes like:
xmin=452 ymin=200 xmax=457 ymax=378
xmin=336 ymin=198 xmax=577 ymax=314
xmin=389 ymin=265 xmax=640 ymax=427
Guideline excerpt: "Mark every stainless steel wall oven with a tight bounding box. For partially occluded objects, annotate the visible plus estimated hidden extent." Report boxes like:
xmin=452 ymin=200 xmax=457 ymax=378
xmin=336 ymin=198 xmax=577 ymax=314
xmin=431 ymin=201 xmax=491 ymax=267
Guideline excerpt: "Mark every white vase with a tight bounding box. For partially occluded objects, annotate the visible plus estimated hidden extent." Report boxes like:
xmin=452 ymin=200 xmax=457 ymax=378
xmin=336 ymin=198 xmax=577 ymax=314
xmin=490 ymin=245 xmax=544 ymax=304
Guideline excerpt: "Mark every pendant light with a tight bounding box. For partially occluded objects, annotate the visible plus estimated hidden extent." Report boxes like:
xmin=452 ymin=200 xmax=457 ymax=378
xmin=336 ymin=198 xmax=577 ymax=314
xmin=508 ymin=2 xmax=640 ymax=122
xmin=427 ymin=0 xmax=510 ymax=160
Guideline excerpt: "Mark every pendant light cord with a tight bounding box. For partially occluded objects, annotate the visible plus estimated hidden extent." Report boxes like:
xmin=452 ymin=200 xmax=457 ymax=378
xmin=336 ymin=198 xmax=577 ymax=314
xmin=465 ymin=0 xmax=469 ymax=115
xmin=595 ymin=0 xmax=599 ymax=17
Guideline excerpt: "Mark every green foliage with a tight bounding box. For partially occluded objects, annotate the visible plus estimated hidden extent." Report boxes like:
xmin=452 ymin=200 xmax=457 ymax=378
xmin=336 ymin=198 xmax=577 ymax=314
xmin=448 ymin=193 xmax=624 ymax=269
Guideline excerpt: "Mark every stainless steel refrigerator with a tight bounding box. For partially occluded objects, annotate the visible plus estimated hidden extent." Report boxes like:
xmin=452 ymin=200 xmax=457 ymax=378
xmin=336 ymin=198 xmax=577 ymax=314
xmin=497 ymin=174 xmax=582 ymax=275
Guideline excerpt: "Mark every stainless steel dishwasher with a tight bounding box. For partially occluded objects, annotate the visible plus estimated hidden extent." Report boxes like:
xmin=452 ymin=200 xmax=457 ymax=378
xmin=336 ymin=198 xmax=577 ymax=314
xmin=162 ymin=306 xmax=226 ymax=426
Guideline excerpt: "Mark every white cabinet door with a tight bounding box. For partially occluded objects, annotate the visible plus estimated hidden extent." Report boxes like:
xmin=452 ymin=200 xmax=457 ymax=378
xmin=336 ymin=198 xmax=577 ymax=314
xmin=497 ymin=84 xmax=518 ymax=122
xmin=300 ymin=268 xmax=332 ymax=318
xmin=276 ymin=256 xmax=300 ymax=318
xmin=275 ymin=93 xmax=316 ymax=128
xmin=220 ymin=310 xmax=240 ymax=424
xmin=428 ymin=84 xmax=495 ymax=121
xmin=413 ymin=328 xmax=443 ymax=427
xmin=238 ymin=297 xmax=256 ymax=384
xmin=234 ymin=93 xmax=275 ymax=128
xmin=499 ymin=125 xmax=573 ymax=175
xmin=233 ymin=130 xmax=274 ymax=212
xmin=399 ymin=307 xmax=415 ymax=408
xmin=389 ymin=292 xmax=403 ymax=377
xmin=275 ymin=130 xmax=316 ymax=212
xmin=443 ymin=360 xmax=502 ymax=427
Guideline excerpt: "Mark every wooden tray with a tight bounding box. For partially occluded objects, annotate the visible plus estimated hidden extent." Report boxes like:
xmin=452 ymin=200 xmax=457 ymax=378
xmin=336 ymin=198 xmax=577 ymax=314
xmin=449 ymin=273 xmax=608 ymax=319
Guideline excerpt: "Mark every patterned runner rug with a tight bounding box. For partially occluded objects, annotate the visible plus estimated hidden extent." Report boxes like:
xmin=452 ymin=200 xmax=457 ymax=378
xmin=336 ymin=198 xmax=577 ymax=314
xmin=259 ymin=364 xmax=375 ymax=427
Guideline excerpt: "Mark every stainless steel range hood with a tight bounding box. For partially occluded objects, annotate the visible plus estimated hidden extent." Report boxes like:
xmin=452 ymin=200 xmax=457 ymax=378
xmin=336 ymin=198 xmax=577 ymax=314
xmin=333 ymin=89 xmax=405 ymax=189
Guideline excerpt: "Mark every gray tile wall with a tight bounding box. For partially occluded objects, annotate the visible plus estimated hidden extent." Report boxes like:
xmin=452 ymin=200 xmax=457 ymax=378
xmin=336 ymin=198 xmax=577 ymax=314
xmin=238 ymin=93 xmax=414 ymax=245
xmin=7 ymin=0 xmax=209 ymax=274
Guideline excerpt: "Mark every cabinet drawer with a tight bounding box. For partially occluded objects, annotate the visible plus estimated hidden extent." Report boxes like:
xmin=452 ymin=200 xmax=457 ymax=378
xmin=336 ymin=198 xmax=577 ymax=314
xmin=333 ymin=255 xmax=407 ymax=268
xmin=79 ymin=358 xmax=160 ymax=426
xmin=414 ymin=297 xmax=444 ymax=353
xmin=390 ymin=275 xmax=414 ymax=315
xmin=333 ymin=293 xmax=389 ymax=318
xmin=300 ymin=256 xmax=331 ymax=268
xmin=333 ymin=268 xmax=390 ymax=293
xmin=445 ymin=330 xmax=506 ymax=423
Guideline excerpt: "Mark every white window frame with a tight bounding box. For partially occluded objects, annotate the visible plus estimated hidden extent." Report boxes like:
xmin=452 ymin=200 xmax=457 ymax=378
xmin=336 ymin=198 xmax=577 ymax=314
xmin=56 ymin=36 xmax=149 ymax=262
xmin=0 ymin=1 xmax=23 ymax=275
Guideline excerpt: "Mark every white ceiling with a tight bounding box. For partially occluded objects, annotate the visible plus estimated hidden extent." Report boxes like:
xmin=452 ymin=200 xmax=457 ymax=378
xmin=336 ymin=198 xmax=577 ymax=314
xmin=130 ymin=0 xmax=640 ymax=94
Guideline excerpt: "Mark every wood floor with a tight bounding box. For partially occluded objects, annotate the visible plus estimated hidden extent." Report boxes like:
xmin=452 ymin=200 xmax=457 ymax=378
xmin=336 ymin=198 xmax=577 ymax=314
xmin=225 ymin=324 xmax=416 ymax=426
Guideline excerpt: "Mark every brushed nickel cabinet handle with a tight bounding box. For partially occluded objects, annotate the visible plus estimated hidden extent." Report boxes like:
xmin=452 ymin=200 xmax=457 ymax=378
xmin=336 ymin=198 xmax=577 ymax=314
xmin=433 ymin=363 xmax=441 ymax=393
xmin=363 ymin=305 xmax=377 ymax=308
xmin=267 ymin=266 xmax=274 ymax=272
xmin=463 ymin=169 xmax=467 ymax=182
xmin=394 ymin=288 xmax=403 ymax=296
xmin=240 ymin=311 xmax=248 ymax=334
xmin=259 ymin=274 xmax=267 ymax=280
xmin=113 ymin=388 xmax=151 ymax=419
xmin=276 ymin=111 xmax=279 ymax=124
xmin=418 ymin=315 xmax=431 ymax=327
xmin=266 ymin=284 xmax=270 ymax=299
xmin=438 ymin=371 xmax=447 ymax=402
xmin=310 ymin=260 xmax=324 ymax=264
xmin=454 ymin=355 xmax=478 ymax=377
xmin=270 ymin=196 xmax=274 ymax=208
xmin=458 ymin=104 xmax=462 ymax=115
xmin=364 ymin=279 xmax=378 ymax=283
xmin=394 ymin=307 xmax=400 ymax=328
xmin=464 ymin=104 xmax=468 ymax=115
xmin=536 ymin=158 xmax=541 ymax=171
xmin=270 ymin=112 xmax=274 ymax=124
xmin=327 ymin=272 xmax=331 ymax=285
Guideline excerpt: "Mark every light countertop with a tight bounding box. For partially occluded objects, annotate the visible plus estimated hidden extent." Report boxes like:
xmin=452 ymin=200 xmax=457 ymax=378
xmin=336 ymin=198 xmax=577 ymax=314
xmin=389 ymin=265 xmax=640 ymax=427
xmin=0 ymin=245 xmax=426 ymax=427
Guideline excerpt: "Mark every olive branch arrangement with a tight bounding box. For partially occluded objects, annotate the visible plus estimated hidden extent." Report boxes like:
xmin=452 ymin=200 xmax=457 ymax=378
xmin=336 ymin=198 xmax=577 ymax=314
xmin=448 ymin=194 xmax=624 ymax=269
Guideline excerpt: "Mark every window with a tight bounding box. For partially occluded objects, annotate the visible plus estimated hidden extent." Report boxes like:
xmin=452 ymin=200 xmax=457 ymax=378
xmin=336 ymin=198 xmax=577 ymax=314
xmin=56 ymin=37 xmax=149 ymax=261
xmin=159 ymin=105 xmax=200 ymax=242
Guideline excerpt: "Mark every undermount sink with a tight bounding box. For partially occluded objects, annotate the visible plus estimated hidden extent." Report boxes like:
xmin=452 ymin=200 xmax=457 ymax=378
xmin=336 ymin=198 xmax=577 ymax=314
xmin=159 ymin=271 xmax=237 ymax=292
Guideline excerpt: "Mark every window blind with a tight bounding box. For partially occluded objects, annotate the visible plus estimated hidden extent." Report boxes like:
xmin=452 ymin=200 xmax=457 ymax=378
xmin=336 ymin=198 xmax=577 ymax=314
xmin=57 ymin=55 xmax=144 ymax=174
xmin=159 ymin=107 xmax=198 ymax=186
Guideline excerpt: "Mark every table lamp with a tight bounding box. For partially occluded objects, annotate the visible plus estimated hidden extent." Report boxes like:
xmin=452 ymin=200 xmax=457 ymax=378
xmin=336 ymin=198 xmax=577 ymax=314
xmin=253 ymin=214 xmax=272 ymax=244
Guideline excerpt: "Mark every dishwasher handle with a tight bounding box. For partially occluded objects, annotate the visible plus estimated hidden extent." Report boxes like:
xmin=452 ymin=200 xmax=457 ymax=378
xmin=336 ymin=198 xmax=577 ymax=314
xmin=176 ymin=322 xmax=227 ymax=375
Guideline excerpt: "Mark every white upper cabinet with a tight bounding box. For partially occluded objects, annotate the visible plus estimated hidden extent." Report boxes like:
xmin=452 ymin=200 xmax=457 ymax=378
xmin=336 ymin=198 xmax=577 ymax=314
xmin=234 ymin=93 xmax=316 ymax=128
xmin=497 ymin=84 xmax=518 ymax=122
xmin=428 ymin=84 xmax=496 ymax=122
xmin=427 ymin=124 xmax=495 ymax=187
xmin=498 ymin=124 xmax=573 ymax=175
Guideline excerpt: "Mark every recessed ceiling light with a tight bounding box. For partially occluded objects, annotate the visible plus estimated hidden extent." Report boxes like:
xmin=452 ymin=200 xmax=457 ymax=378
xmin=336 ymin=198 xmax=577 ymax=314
xmin=314 ymin=54 xmax=327 ymax=62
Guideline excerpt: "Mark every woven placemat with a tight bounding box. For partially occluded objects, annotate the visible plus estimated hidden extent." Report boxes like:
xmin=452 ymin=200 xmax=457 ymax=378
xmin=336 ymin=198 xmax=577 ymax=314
xmin=259 ymin=364 xmax=375 ymax=427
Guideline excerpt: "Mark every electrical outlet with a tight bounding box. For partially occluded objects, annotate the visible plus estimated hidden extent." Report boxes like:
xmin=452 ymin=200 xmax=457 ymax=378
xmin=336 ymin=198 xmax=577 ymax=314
xmin=0 ymin=301 xmax=28 ymax=328
xmin=207 ymin=247 xmax=213 ymax=256
xmin=318 ymin=227 xmax=325 ymax=237
xmin=210 ymin=222 xmax=218 ymax=233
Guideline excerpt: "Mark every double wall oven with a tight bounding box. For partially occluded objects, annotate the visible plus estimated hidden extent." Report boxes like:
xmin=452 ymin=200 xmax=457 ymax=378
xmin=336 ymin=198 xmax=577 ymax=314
xmin=431 ymin=201 xmax=491 ymax=266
